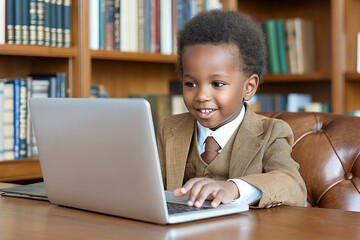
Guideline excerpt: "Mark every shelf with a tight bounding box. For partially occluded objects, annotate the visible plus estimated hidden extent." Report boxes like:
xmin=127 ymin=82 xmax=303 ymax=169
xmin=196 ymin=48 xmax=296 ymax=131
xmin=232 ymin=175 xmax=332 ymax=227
xmin=345 ymin=72 xmax=360 ymax=81
xmin=262 ymin=72 xmax=331 ymax=83
xmin=0 ymin=158 xmax=42 ymax=182
xmin=0 ymin=44 xmax=77 ymax=58
xmin=91 ymin=50 xmax=177 ymax=63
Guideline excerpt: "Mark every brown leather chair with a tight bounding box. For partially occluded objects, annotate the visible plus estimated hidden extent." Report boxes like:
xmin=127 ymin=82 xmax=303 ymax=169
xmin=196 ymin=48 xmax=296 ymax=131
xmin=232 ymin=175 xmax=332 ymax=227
xmin=261 ymin=112 xmax=360 ymax=212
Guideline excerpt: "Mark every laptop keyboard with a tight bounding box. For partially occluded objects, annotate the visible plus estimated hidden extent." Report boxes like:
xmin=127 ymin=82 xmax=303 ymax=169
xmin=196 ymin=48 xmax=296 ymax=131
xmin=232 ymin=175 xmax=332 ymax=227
xmin=167 ymin=202 xmax=213 ymax=215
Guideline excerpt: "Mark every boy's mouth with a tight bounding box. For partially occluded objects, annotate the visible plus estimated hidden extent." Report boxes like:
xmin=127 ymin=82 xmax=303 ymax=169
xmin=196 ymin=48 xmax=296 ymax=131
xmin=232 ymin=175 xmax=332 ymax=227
xmin=196 ymin=109 xmax=217 ymax=119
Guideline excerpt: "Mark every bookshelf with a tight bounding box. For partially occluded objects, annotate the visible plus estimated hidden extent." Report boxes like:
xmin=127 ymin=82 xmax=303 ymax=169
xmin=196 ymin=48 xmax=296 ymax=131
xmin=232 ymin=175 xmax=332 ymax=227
xmin=1 ymin=0 xmax=359 ymax=181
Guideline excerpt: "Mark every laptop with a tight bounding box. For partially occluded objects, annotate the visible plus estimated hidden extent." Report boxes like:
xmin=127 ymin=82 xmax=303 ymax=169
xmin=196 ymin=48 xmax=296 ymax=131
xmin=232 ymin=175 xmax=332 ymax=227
xmin=28 ymin=98 xmax=248 ymax=224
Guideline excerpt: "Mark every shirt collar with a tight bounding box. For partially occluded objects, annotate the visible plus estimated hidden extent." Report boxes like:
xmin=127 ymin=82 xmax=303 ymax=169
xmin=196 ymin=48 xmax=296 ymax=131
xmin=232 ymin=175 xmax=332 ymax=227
xmin=197 ymin=104 xmax=246 ymax=150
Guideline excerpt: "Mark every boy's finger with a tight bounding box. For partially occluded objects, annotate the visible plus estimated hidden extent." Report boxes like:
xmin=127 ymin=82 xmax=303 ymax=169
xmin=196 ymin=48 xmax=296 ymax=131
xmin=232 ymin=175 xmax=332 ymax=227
xmin=194 ymin=184 xmax=217 ymax=208
xmin=187 ymin=179 xmax=209 ymax=206
xmin=211 ymin=190 xmax=225 ymax=208
xmin=172 ymin=188 xmax=186 ymax=198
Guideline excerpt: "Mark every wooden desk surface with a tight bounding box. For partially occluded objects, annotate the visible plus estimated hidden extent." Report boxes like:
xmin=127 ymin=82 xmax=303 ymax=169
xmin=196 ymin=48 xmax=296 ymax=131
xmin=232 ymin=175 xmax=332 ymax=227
xmin=1 ymin=183 xmax=360 ymax=240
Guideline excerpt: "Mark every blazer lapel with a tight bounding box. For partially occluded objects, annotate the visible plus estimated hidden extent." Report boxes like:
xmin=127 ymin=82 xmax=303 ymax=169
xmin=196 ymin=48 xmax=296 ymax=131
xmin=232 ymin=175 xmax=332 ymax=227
xmin=165 ymin=117 xmax=195 ymax=190
xmin=229 ymin=105 xmax=264 ymax=178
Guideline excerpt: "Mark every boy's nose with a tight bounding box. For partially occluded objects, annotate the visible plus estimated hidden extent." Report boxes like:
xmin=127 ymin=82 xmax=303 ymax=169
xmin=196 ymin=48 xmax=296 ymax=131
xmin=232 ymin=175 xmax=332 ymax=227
xmin=195 ymin=88 xmax=212 ymax=102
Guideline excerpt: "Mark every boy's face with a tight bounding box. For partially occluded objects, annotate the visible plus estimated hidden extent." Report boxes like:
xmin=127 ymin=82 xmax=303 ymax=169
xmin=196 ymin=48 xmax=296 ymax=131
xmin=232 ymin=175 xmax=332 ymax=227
xmin=182 ymin=43 xmax=259 ymax=130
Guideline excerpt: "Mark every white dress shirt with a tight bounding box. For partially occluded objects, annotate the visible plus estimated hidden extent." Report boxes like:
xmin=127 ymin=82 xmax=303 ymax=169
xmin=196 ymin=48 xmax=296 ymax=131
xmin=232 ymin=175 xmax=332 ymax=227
xmin=197 ymin=104 xmax=262 ymax=205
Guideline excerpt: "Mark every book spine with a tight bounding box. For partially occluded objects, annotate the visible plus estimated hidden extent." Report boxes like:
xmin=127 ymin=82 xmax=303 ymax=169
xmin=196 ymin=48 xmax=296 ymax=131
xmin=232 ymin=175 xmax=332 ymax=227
xmin=60 ymin=72 xmax=66 ymax=98
xmin=29 ymin=0 xmax=37 ymax=45
xmin=26 ymin=76 xmax=32 ymax=157
xmin=13 ymin=79 xmax=20 ymax=159
xmin=152 ymin=0 xmax=158 ymax=53
xmin=19 ymin=78 xmax=27 ymax=158
xmin=63 ymin=0 xmax=71 ymax=47
xmin=177 ymin=0 xmax=183 ymax=30
xmin=0 ymin=0 xmax=5 ymax=45
xmin=21 ymin=0 xmax=29 ymax=45
xmin=114 ymin=0 xmax=120 ymax=50
xmin=0 ymin=81 xmax=4 ymax=161
xmin=56 ymin=0 xmax=63 ymax=47
xmin=44 ymin=0 xmax=50 ymax=46
xmin=144 ymin=0 xmax=151 ymax=52
xmin=171 ymin=0 xmax=177 ymax=54
xmin=89 ymin=0 xmax=100 ymax=50
xmin=3 ymin=82 xmax=15 ymax=160
xmin=37 ymin=0 xmax=44 ymax=45
xmin=130 ymin=0 xmax=138 ymax=52
xmin=99 ymin=0 xmax=105 ymax=49
xmin=263 ymin=20 xmax=280 ymax=74
xmin=50 ymin=0 xmax=56 ymax=46
xmin=55 ymin=72 xmax=61 ymax=97
xmin=275 ymin=20 xmax=289 ymax=74
xmin=138 ymin=0 xmax=144 ymax=52
xmin=6 ymin=0 xmax=14 ymax=44
xmin=119 ymin=0 xmax=128 ymax=51
xmin=105 ymin=0 xmax=114 ymax=50
xmin=14 ymin=0 xmax=21 ymax=44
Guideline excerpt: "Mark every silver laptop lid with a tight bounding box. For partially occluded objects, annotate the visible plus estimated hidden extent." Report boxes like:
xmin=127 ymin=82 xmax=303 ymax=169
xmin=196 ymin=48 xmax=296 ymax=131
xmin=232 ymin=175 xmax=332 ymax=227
xmin=30 ymin=98 xmax=169 ymax=224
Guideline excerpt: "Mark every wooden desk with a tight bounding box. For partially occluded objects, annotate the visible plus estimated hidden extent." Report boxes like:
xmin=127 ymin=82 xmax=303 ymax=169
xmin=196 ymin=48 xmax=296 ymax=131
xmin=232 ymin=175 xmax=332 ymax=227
xmin=1 ymin=183 xmax=359 ymax=240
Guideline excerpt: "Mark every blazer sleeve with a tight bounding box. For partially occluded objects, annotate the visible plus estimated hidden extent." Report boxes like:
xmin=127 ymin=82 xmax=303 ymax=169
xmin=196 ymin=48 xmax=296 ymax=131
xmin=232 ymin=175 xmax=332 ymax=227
xmin=239 ymin=120 xmax=307 ymax=208
xmin=156 ymin=120 xmax=167 ymax=188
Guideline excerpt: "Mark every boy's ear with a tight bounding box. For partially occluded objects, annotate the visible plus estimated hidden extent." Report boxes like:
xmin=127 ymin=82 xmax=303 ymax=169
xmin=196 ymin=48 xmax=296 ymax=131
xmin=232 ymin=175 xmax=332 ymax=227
xmin=243 ymin=74 xmax=259 ymax=101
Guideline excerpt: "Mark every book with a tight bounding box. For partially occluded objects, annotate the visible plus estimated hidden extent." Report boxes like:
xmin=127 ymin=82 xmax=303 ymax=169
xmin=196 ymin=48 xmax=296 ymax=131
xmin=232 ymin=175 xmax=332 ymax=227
xmin=56 ymin=0 xmax=63 ymax=47
xmin=105 ymin=0 xmax=114 ymax=50
xmin=22 ymin=0 xmax=30 ymax=45
xmin=89 ymin=0 xmax=99 ymax=50
xmin=144 ymin=0 xmax=152 ymax=52
xmin=263 ymin=20 xmax=280 ymax=74
xmin=0 ymin=80 xmax=4 ymax=161
xmin=50 ymin=0 xmax=56 ymax=46
xmin=19 ymin=78 xmax=27 ymax=158
xmin=120 ymin=0 xmax=129 ymax=51
xmin=275 ymin=20 xmax=289 ymax=74
xmin=3 ymin=81 xmax=15 ymax=160
xmin=138 ymin=0 xmax=145 ymax=52
xmin=13 ymin=79 xmax=20 ymax=159
xmin=63 ymin=0 xmax=71 ymax=47
xmin=285 ymin=19 xmax=297 ymax=74
xmin=44 ymin=0 xmax=50 ymax=46
xmin=171 ymin=0 xmax=178 ymax=54
xmin=305 ymin=102 xmax=330 ymax=113
xmin=6 ymin=0 xmax=14 ymax=44
xmin=99 ymin=0 xmax=106 ymax=50
xmin=37 ymin=0 xmax=45 ymax=45
xmin=151 ymin=0 xmax=159 ymax=53
xmin=160 ymin=0 xmax=172 ymax=55
xmin=129 ymin=0 xmax=138 ymax=52
xmin=0 ymin=0 xmax=5 ymax=45
xmin=14 ymin=0 xmax=22 ymax=45
xmin=29 ymin=0 xmax=37 ymax=45
xmin=113 ymin=0 xmax=120 ymax=50
xmin=26 ymin=76 xmax=32 ymax=157
xmin=30 ymin=72 xmax=66 ymax=98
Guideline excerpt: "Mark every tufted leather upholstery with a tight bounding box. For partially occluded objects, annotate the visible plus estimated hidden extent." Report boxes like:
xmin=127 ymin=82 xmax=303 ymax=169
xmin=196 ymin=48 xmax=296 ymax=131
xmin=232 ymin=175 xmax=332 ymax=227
xmin=260 ymin=112 xmax=360 ymax=212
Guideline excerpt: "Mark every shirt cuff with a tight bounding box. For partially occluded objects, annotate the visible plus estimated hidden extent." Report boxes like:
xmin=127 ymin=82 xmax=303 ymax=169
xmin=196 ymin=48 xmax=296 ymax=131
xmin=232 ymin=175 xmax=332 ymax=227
xmin=227 ymin=179 xmax=262 ymax=205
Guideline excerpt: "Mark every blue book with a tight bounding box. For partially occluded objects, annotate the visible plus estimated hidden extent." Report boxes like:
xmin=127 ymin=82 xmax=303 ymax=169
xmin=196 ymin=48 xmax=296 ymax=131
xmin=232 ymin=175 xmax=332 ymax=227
xmin=29 ymin=0 xmax=38 ymax=45
xmin=50 ymin=0 xmax=56 ymax=46
xmin=114 ymin=0 xmax=120 ymax=50
xmin=6 ymin=0 xmax=14 ymax=44
xmin=10 ymin=80 xmax=20 ymax=159
xmin=99 ymin=0 xmax=106 ymax=49
xmin=63 ymin=0 xmax=71 ymax=47
xmin=177 ymin=0 xmax=184 ymax=30
xmin=14 ymin=0 xmax=22 ymax=45
xmin=37 ymin=0 xmax=45 ymax=45
xmin=19 ymin=79 xmax=27 ymax=158
xmin=44 ymin=0 xmax=51 ymax=46
xmin=56 ymin=0 xmax=63 ymax=47
xmin=275 ymin=20 xmax=289 ymax=73
xmin=22 ymin=0 xmax=30 ymax=45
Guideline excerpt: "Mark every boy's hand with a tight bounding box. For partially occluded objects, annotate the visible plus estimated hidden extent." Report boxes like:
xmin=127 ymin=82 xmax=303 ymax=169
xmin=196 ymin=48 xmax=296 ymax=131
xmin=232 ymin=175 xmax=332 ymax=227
xmin=172 ymin=178 xmax=240 ymax=208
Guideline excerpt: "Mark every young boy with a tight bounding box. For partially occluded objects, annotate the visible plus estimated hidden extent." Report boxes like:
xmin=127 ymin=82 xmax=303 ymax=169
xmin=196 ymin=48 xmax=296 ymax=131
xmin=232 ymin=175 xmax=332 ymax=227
xmin=157 ymin=10 xmax=307 ymax=209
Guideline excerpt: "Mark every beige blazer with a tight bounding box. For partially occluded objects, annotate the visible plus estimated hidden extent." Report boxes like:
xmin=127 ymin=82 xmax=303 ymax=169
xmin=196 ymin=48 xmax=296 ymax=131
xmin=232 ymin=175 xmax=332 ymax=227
xmin=157 ymin=104 xmax=307 ymax=208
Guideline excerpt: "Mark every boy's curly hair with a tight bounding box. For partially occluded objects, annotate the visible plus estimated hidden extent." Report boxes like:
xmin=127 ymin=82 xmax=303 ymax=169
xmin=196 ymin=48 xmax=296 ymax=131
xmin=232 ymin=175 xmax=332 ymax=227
xmin=177 ymin=10 xmax=266 ymax=81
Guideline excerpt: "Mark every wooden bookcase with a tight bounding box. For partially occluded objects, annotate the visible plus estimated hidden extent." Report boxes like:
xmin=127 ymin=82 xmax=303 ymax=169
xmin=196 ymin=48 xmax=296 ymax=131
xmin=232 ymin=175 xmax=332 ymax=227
xmin=0 ymin=0 xmax=358 ymax=182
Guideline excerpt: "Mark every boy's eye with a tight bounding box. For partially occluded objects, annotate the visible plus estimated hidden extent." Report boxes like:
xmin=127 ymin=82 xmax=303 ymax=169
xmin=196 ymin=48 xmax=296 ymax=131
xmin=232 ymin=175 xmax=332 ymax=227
xmin=212 ymin=82 xmax=225 ymax=87
xmin=184 ymin=82 xmax=197 ymax=88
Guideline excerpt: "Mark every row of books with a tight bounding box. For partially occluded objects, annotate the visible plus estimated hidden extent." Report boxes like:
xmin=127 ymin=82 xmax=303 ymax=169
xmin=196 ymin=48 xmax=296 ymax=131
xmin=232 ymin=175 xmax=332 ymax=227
xmin=0 ymin=0 xmax=72 ymax=47
xmin=89 ymin=0 xmax=222 ymax=53
xmin=249 ymin=94 xmax=330 ymax=113
xmin=0 ymin=72 xmax=67 ymax=161
xmin=262 ymin=18 xmax=316 ymax=74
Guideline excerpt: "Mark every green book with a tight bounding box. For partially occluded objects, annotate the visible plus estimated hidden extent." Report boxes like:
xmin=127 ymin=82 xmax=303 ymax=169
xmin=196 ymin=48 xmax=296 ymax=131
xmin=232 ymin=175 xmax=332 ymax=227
xmin=263 ymin=20 xmax=280 ymax=74
xmin=275 ymin=20 xmax=289 ymax=73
